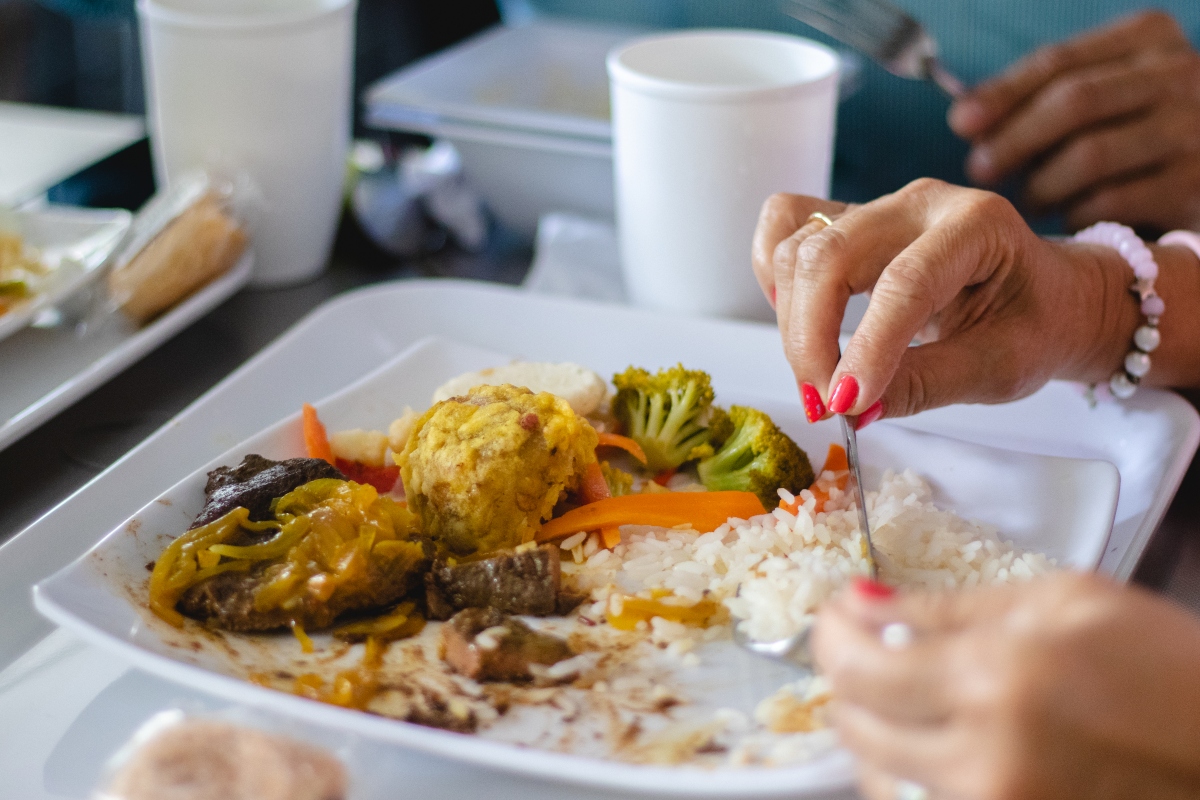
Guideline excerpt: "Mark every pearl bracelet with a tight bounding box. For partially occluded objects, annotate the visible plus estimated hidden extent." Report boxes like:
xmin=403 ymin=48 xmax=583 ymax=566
xmin=1072 ymin=222 xmax=1161 ymax=399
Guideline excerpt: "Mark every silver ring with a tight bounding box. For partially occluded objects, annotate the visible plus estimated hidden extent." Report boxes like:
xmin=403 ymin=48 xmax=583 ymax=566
xmin=895 ymin=779 xmax=930 ymax=800
xmin=881 ymin=621 xmax=914 ymax=649
xmin=806 ymin=211 xmax=835 ymax=229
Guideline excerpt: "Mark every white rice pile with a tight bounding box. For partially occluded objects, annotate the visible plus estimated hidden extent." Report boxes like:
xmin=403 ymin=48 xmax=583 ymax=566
xmin=569 ymin=468 xmax=1056 ymax=645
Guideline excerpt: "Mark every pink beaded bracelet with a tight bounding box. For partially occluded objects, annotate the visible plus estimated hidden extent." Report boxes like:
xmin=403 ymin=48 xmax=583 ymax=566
xmin=1072 ymin=222 xmax=1161 ymax=399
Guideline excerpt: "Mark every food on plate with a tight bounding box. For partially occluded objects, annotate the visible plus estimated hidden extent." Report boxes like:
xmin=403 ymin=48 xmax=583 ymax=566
xmin=439 ymin=607 xmax=574 ymax=681
xmin=399 ymin=383 xmax=599 ymax=554
xmin=192 ymin=454 xmax=344 ymax=528
xmin=696 ymin=405 xmax=814 ymax=508
xmin=611 ymin=365 xmax=726 ymax=473
xmin=152 ymin=477 xmax=428 ymax=632
xmin=108 ymin=193 xmax=247 ymax=324
xmin=600 ymin=461 xmax=634 ymax=496
xmin=0 ymin=231 xmax=49 ymax=315
xmin=102 ymin=719 xmax=346 ymax=800
xmin=431 ymin=361 xmax=608 ymax=416
xmin=328 ymin=428 xmax=389 ymax=467
xmin=136 ymin=358 xmax=1059 ymax=770
xmin=424 ymin=543 xmax=582 ymax=620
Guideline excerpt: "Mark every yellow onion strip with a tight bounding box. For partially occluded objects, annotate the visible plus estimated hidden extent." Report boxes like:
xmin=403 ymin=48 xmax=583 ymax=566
xmin=148 ymin=507 xmax=279 ymax=626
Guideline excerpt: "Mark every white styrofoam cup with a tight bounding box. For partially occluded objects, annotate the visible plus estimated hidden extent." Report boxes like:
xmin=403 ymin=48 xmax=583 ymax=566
xmin=608 ymin=30 xmax=839 ymax=320
xmin=137 ymin=0 xmax=355 ymax=286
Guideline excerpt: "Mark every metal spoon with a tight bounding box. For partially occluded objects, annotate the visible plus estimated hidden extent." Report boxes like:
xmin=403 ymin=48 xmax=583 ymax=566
xmin=732 ymin=618 xmax=814 ymax=669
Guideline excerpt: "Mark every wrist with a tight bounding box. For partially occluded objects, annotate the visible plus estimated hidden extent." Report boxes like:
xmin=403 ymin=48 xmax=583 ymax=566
xmin=1146 ymin=242 xmax=1200 ymax=387
xmin=1053 ymin=240 xmax=1141 ymax=386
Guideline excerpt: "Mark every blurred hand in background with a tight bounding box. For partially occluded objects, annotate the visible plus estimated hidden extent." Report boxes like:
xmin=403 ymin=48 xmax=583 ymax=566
xmin=950 ymin=10 xmax=1200 ymax=233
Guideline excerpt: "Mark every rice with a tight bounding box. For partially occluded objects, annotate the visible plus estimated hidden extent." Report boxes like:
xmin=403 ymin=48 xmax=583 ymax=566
xmin=575 ymin=468 xmax=1056 ymax=646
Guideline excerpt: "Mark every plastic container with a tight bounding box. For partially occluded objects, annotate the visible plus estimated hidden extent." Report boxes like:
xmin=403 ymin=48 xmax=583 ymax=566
xmin=365 ymin=20 xmax=640 ymax=235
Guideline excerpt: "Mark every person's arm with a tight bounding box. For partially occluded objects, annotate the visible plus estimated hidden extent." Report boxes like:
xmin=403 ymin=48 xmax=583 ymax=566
xmin=948 ymin=10 xmax=1200 ymax=234
xmin=812 ymin=573 xmax=1200 ymax=800
xmin=751 ymin=180 xmax=1200 ymax=425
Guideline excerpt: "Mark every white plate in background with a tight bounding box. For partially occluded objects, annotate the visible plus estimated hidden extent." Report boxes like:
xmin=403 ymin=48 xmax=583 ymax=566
xmin=35 ymin=336 xmax=1118 ymax=797
xmin=0 ymin=251 xmax=253 ymax=453
xmin=0 ymin=205 xmax=132 ymax=342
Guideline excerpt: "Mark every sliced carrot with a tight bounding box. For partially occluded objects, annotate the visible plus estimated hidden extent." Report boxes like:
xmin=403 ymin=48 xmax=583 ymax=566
xmin=579 ymin=460 xmax=611 ymax=505
xmin=821 ymin=443 xmax=849 ymax=473
xmin=302 ymin=403 xmax=334 ymax=465
xmin=595 ymin=432 xmax=648 ymax=465
xmin=781 ymin=443 xmax=850 ymax=514
xmin=536 ymin=491 xmax=766 ymax=542
xmin=600 ymin=526 xmax=622 ymax=549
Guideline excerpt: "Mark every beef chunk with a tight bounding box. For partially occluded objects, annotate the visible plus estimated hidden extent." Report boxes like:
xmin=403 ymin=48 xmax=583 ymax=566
xmin=439 ymin=608 xmax=573 ymax=682
xmin=192 ymin=454 xmax=344 ymax=529
xmin=424 ymin=545 xmax=583 ymax=620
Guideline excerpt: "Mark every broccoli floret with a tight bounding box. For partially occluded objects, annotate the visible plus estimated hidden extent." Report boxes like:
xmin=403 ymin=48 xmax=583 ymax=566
xmin=600 ymin=461 xmax=634 ymax=497
xmin=611 ymin=365 xmax=722 ymax=472
xmin=696 ymin=406 xmax=814 ymax=508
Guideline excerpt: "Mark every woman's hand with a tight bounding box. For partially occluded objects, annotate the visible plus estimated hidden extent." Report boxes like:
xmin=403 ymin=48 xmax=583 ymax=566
xmin=751 ymin=179 xmax=1151 ymax=423
xmin=812 ymin=573 xmax=1200 ymax=800
xmin=949 ymin=11 xmax=1200 ymax=233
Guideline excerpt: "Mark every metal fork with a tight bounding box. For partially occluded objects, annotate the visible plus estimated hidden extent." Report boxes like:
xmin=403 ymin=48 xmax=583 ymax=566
xmin=780 ymin=0 xmax=967 ymax=98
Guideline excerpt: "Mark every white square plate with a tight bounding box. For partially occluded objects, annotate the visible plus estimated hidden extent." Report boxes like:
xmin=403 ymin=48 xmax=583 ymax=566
xmin=34 ymin=336 xmax=1120 ymax=797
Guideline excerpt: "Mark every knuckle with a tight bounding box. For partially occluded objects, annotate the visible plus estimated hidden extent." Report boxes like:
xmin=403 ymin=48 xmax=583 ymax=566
xmin=901 ymin=176 xmax=949 ymax=199
xmin=794 ymin=227 xmax=852 ymax=280
xmin=1028 ymin=44 xmax=1067 ymax=79
xmin=1136 ymin=9 xmax=1183 ymax=40
xmin=1049 ymin=75 xmax=1097 ymax=119
xmin=760 ymin=192 xmax=798 ymax=218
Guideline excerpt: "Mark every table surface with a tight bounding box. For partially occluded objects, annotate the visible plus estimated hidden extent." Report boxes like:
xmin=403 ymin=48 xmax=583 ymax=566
xmin=2 ymin=218 xmax=1200 ymax=797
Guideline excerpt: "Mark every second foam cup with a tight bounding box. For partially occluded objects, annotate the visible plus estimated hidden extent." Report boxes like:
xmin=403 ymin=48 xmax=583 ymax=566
xmin=608 ymin=30 xmax=839 ymax=320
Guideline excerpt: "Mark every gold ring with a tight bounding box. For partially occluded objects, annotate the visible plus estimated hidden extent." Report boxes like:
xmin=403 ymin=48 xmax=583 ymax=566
xmin=806 ymin=211 xmax=835 ymax=229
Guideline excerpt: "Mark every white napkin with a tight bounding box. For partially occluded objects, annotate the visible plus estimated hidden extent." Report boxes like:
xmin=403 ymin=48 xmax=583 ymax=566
xmin=523 ymin=212 xmax=627 ymax=304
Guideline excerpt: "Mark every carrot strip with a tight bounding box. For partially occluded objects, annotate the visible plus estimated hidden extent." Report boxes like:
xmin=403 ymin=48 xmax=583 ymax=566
xmin=595 ymin=432 xmax=648 ymax=464
xmin=821 ymin=443 xmax=848 ymax=474
xmin=781 ymin=443 xmax=850 ymax=514
xmin=302 ymin=403 xmax=335 ymax=465
xmin=600 ymin=526 xmax=622 ymax=549
xmin=579 ymin=460 xmax=611 ymax=505
xmin=536 ymin=491 xmax=766 ymax=542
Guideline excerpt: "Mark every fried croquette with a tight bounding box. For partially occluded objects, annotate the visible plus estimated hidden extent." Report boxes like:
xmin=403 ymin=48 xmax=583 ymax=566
xmin=399 ymin=384 xmax=598 ymax=554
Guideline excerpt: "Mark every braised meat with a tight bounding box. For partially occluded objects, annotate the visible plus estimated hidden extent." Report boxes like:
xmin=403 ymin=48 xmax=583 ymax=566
xmin=439 ymin=608 xmax=573 ymax=682
xmin=192 ymin=454 xmax=344 ymax=529
xmin=177 ymin=537 xmax=430 ymax=632
xmin=424 ymin=544 xmax=584 ymax=620
xmin=168 ymin=479 xmax=428 ymax=633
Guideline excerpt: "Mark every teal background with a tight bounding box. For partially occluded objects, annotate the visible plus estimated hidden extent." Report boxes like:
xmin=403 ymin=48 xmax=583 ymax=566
xmin=504 ymin=1 xmax=1200 ymax=216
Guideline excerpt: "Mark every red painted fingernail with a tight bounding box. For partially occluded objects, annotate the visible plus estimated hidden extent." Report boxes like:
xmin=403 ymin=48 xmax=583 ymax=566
xmin=852 ymin=576 xmax=895 ymax=599
xmin=769 ymin=286 xmax=777 ymax=309
xmin=828 ymin=375 xmax=859 ymax=415
xmin=855 ymin=399 xmax=884 ymax=431
xmin=801 ymin=383 xmax=826 ymax=423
